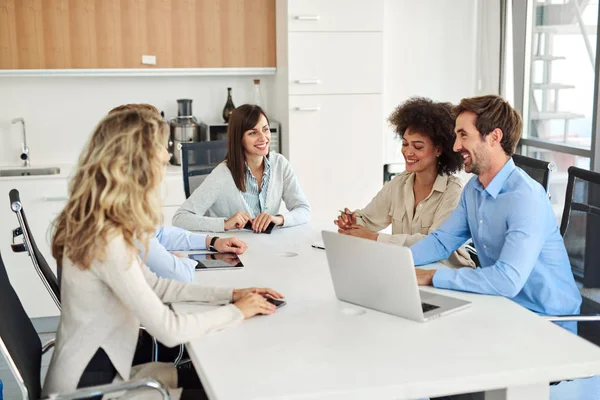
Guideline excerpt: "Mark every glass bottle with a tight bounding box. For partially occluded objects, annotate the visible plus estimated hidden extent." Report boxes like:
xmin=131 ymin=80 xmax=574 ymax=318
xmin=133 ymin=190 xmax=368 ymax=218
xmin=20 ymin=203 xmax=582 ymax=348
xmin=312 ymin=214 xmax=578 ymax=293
xmin=253 ymin=79 xmax=264 ymax=108
xmin=222 ymin=87 xmax=236 ymax=123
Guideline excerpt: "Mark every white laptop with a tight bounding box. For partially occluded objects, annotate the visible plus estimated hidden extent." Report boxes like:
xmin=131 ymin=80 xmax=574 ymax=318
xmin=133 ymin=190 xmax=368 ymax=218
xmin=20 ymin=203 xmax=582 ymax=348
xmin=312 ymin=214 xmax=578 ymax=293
xmin=322 ymin=231 xmax=471 ymax=322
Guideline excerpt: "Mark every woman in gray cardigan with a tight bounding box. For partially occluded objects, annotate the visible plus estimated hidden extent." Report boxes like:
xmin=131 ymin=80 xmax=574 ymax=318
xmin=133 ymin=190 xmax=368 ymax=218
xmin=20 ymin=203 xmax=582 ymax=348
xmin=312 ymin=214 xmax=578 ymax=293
xmin=173 ymin=104 xmax=311 ymax=233
xmin=43 ymin=109 xmax=283 ymax=400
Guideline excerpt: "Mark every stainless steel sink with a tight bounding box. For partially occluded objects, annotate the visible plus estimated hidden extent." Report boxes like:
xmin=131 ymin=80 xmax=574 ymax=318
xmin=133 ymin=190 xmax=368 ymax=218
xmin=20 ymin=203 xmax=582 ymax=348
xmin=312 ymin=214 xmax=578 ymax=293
xmin=0 ymin=167 xmax=61 ymax=177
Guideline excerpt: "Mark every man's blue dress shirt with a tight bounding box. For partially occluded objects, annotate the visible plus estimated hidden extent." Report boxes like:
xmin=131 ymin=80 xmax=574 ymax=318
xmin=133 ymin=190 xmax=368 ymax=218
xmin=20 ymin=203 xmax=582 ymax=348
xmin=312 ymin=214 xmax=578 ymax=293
xmin=411 ymin=158 xmax=581 ymax=316
xmin=138 ymin=226 xmax=208 ymax=283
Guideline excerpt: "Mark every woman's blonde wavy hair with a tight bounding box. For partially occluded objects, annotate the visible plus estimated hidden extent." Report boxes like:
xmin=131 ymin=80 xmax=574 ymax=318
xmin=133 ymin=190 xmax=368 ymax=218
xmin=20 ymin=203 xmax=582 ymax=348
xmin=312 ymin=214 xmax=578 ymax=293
xmin=52 ymin=109 xmax=169 ymax=269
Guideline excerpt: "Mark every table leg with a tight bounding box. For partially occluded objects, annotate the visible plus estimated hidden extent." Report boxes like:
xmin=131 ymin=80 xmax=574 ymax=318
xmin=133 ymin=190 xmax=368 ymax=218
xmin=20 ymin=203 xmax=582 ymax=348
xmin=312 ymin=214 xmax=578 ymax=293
xmin=484 ymin=383 xmax=549 ymax=400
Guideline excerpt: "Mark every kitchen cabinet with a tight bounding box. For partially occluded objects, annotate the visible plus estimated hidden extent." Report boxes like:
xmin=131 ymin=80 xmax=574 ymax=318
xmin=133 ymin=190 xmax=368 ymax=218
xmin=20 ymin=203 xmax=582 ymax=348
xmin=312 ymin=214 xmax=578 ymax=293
xmin=287 ymin=0 xmax=383 ymax=32
xmin=288 ymin=32 xmax=383 ymax=95
xmin=0 ymin=0 xmax=275 ymax=70
xmin=274 ymin=0 xmax=384 ymax=223
xmin=0 ymin=169 xmax=186 ymax=319
xmin=288 ymin=94 xmax=383 ymax=222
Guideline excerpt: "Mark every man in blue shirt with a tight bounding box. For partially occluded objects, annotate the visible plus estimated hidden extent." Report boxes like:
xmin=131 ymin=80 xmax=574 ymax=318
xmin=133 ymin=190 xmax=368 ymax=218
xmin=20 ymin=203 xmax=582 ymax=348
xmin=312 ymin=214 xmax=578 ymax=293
xmin=411 ymin=95 xmax=581 ymax=318
xmin=140 ymin=226 xmax=247 ymax=283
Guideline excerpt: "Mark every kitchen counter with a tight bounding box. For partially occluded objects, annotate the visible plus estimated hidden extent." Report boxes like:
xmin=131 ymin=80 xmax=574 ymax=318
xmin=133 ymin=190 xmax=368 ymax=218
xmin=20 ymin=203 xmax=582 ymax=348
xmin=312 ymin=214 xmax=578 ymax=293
xmin=0 ymin=164 xmax=76 ymax=181
xmin=0 ymin=163 xmax=184 ymax=182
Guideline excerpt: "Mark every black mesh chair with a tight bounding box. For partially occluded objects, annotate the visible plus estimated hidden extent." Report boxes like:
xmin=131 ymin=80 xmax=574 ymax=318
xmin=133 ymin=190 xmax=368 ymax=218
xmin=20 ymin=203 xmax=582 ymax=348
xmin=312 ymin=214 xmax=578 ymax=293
xmin=512 ymin=153 xmax=555 ymax=192
xmin=9 ymin=189 xmax=61 ymax=310
xmin=181 ymin=140 xmax=227 ymax=198
xmin=559 ymin=166 xmax=600 ymax=288
xmin=0 ymin=250 xmax=169 ymax=399
xmin=535 ymin=167 xmax=600 ymax=346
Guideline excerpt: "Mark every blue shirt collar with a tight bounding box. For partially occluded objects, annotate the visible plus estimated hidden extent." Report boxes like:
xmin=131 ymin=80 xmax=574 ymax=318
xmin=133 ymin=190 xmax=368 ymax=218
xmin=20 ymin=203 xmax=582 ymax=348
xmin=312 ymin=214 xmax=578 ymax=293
xmin=244 ymin=155 xmax=271 ymax=176
xmin=474 ymin=157 xmax=516 ymax=199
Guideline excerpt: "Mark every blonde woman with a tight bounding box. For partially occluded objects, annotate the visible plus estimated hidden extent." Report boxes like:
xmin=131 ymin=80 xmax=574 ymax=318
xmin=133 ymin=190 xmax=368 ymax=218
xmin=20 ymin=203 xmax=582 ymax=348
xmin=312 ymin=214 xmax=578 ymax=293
xmin=43 ymin=109 xmax=283 ymax=400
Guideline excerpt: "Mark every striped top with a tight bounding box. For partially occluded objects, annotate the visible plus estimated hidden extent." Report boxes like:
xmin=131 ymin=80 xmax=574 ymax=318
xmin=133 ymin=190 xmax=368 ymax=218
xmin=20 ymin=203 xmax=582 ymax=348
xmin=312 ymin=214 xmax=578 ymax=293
xmin=241 ymin=155 xmax=272 ymax=217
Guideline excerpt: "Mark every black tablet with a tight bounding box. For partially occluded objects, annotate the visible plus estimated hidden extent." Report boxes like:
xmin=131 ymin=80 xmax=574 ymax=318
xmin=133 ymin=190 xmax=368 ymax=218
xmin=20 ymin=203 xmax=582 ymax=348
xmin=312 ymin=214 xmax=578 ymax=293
xmin=189 ymin=253 xmax=244 ymax=270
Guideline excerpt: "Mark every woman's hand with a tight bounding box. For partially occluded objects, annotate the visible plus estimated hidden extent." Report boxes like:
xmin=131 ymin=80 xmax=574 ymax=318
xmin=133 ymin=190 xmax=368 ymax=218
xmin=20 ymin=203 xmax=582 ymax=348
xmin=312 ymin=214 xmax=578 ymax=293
xmin=224 ymin=212 xmax=252 ymax=231
xmin=233 ymin=293 xmax=277 ymax=319
xmin=232 ymin=287 xmax=284 ymax=302
xmin=338 ymin=225 xmax=378 ymax=241
xmin=334 ymin=207 xmax=356 ymax=230
xmin=252 ymin=213 xmax=283 ymax=232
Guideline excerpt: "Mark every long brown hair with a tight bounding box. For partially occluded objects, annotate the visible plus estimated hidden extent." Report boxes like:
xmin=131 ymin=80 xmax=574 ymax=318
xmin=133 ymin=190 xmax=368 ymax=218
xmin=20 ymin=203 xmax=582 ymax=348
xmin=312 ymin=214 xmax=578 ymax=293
xmin=52 ymin=109 xmax=169 ymax=269
xmin=225 ymin=104 xmax=270 ymax=192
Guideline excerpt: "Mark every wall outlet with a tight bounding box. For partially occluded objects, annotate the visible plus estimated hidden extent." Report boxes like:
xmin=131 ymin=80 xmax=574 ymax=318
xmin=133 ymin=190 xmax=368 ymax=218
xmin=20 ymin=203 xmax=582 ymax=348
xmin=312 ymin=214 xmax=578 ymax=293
xmin=142 ymin=55 xmax=157 ymax=65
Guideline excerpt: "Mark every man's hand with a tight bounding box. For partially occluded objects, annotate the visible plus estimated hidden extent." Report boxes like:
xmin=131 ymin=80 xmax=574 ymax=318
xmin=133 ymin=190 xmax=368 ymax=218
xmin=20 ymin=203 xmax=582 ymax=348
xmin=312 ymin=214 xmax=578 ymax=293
xmin=213 ymin=237 xmax=248 ymax=254
xmin=251 ymin=213 xmax=284 ymax=233
xmin=337 ymin=225 xmax=378 ymax=241
xmin=224 ymin=212 xmax=252 ymax=231
xmin=415 ymin=268 xmax=436 ymax=286
xmin=232 ymin=287 xmax=284 ymax=302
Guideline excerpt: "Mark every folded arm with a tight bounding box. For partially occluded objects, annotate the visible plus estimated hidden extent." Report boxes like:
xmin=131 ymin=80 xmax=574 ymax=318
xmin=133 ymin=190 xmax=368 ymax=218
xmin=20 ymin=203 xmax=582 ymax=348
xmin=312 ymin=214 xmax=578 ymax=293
xmin=172 ymin=172 xmax=227 ymax=232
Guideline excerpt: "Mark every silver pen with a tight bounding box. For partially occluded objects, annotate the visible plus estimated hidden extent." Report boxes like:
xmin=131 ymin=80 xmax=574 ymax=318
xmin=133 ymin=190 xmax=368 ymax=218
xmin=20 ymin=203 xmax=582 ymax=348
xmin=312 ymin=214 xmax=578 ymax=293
xmin=338 ymin=209 xmax=363 ymax=219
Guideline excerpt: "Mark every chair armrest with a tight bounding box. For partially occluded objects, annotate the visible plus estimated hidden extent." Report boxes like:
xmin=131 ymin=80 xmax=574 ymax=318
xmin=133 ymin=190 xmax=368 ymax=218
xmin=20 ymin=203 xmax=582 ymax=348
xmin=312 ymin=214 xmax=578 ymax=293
xmin=464 ymin=243 xmax=480 ymax=267
xmin=42 ymin=339 xmax=56 ymax=355
xmin=44 ymin=378 xmax=169 ymax=400
xmin=542 ymin=314 xmax=600 ymax=322
xmin=173 ymin=344 xmax=186 ymax=366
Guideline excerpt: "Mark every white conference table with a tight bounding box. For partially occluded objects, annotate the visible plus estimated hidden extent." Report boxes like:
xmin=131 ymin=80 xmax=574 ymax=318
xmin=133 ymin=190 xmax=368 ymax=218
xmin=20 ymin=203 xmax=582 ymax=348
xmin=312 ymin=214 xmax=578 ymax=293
xmin=173 ymin=223 xmax=600 ymax=400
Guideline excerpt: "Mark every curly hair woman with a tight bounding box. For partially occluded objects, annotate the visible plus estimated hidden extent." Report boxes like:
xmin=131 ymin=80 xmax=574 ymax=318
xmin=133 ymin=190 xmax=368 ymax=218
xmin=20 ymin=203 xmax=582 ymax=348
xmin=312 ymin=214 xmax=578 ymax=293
xmin=43 ymin=109 xmax=283 ymax=400
xmin=335 ymin=97 xmax=474 ymax=268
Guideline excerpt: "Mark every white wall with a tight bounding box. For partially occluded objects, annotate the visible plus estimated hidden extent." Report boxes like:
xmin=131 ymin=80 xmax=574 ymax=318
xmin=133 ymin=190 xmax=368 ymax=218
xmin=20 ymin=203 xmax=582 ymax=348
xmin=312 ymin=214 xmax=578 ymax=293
xmin=0 ymin=75 xmax=274 ymax=166
xmin=382 ymin=0 xmax=479 ymax=164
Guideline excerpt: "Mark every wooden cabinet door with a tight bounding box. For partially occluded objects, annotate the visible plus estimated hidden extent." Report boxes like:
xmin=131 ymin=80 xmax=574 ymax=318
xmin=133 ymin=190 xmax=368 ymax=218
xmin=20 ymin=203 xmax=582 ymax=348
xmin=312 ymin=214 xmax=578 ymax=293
xmin=0 ymin=0 xmax=275 ymax=69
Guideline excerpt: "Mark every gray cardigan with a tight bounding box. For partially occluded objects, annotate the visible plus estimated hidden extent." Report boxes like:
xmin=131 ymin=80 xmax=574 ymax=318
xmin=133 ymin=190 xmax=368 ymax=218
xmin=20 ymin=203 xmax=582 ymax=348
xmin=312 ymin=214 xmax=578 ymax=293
xmin=172 ymin=153 xmax=311 ymax=232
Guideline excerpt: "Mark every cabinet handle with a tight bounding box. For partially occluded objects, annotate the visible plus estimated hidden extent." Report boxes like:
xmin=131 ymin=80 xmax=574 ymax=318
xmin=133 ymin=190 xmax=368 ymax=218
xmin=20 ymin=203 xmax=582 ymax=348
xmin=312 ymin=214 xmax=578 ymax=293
xmin=42 ymin=196 xmax=69 ymax=202
xmin=294 ymin=106 xmax=321 ymax=112
xmin=294 ymin=79 xmax=321 ymax=85
xmin=294 ymin=15 xmax=320 ymax=21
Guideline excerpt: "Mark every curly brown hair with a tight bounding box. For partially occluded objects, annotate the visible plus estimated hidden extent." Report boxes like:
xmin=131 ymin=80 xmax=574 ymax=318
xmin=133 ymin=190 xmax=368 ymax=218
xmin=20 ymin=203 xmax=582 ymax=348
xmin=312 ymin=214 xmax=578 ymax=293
xmin=388 ymin=97 xmax=463 ymax=176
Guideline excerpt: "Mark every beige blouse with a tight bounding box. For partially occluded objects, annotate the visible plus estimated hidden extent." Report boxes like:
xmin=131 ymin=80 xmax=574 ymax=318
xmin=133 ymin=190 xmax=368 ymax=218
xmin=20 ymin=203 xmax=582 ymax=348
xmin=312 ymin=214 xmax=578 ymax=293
xmin=356 ymin=171 xmax=475 ymax=268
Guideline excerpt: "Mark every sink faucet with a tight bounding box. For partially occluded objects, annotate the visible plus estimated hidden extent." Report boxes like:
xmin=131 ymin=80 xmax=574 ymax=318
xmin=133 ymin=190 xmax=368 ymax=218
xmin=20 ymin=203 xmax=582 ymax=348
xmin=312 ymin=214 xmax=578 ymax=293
xmin=11 ymin=117 xmax=29 ymax=167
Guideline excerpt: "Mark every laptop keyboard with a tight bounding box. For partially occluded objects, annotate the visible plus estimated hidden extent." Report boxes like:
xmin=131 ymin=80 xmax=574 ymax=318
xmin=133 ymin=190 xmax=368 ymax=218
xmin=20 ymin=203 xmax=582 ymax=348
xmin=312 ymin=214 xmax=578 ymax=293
xmin=421 ymin=302 xmax=440 ymax=313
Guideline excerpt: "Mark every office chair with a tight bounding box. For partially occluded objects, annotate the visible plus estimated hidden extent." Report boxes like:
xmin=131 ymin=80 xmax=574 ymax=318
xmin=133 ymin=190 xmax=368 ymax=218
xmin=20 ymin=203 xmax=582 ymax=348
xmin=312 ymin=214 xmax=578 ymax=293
xmin=9 ymin=189 xmax=61 ymax=310
xmin=9 ymin=189 xmax=166 ymax=364
xmin=181 ymin=140 xmax=227 ymax=198
xmin=512 ymin=153 xmax=555 ymax=192
xmin=535 ymin=167 xmax=600 ymax=346
xmin=465 ymin=154 xmax=555 ymax=267
xmin=0 ymin=250 xmax=169 ymax=400
xmin=559 ymin=167 xmax=600 ymax=288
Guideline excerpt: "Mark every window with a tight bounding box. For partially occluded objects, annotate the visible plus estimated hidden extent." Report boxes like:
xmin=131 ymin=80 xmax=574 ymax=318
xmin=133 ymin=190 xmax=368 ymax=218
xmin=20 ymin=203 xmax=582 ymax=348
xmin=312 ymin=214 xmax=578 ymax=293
xmin=510 ymin=0 xmax=599 ymax=219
